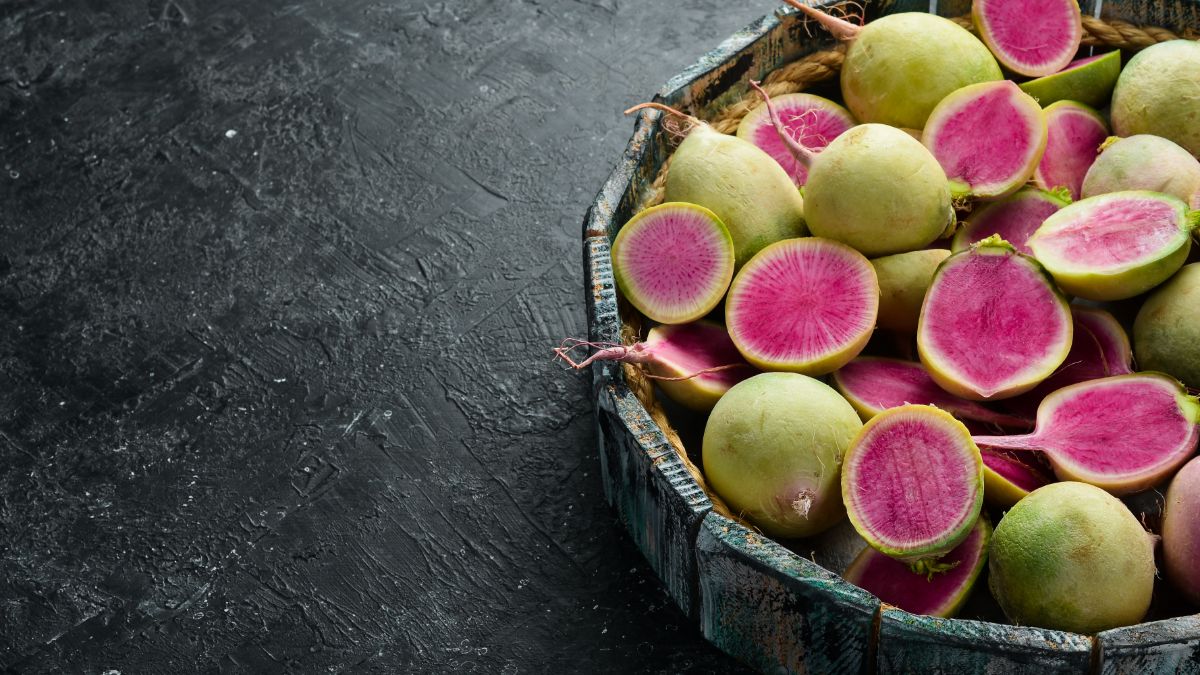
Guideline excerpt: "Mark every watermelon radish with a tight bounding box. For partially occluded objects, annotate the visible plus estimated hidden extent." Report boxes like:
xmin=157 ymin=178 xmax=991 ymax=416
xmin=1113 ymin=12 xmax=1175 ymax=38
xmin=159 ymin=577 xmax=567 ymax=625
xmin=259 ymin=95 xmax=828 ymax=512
xmin=725 ymin=238 xmax=877 ymax=375
xmin=923 ymin=80 xmax=1048 ymax=199
xmin=972 ymin=0 xmax=1082 ymax=77
xmin=1111 ymin=40 xmax=1200 ymax=158
xmin=751 ymin=83 xmax=954 ymax=257
xmin=871 ymin=249 xmax=951 ymax=333
xmin=780 ymin=1 xmax=1001 ymax=129
xmin=989 ymin=482 xmax=1156 ymax=633
xmin=981 ymin=450 xmax=1054 ymax=508
xmin=1018 ymin=51 xmax=1122 ymax=109
xmin=975 ymin=373 xmax=1200 ymax=495
xmin=626 ymin=103 xmax=807 ymax=268
xmin=736 ymin=93 xmax=855 ymax=186
xmin=553 ymin=320 xmax=755 ymax=412
xmin=1028 ymin=191 xmax=1198 ymax=301
xmin=1163 ymin=457 xmax=1200 ymax=606
xmin=703 ymin=372 xmax=861 ymax=538
xmin=832 ymin=357 xmax=1030 ymax=428
xmin=611 ymin=202 xmax=733 ymax=324
xmin=918 ymin=237 xmax=1072 ymax=400
xmin=843 ymin=517 xmax=991 ymax=618
xmin=1081 ymin=135 xmax=1200 ymax=210
xmin=1033 ymin=101 xmax=1109 ymax=200
xmin=951 ymin=187 xmax=1069 ymax=255
xmin=842 ymin=404 xmax=984 ymax=562
xmin=1135 ymin=264 xmax=1200 ymax=389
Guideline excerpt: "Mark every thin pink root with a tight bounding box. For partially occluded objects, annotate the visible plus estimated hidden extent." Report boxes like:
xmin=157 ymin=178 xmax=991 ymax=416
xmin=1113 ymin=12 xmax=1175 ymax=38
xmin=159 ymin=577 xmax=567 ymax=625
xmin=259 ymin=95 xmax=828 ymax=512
xmin=779 ymin=0 xmax=863 ymax=41
xmin=553 ymin=338 xmax=652 ymax=370
xmin=749 ymin=80 xmax=816 ymax=168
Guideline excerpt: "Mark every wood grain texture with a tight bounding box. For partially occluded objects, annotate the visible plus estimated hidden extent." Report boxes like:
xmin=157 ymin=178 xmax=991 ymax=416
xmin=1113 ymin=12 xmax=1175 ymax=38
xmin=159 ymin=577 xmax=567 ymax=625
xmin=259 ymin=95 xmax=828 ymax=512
xmin=1100 ymin=616 xmax=1200 ymax=674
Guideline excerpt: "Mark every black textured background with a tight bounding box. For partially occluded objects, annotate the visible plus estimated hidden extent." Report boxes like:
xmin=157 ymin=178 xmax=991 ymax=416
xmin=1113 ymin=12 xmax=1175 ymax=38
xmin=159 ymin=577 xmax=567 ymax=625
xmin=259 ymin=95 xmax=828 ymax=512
xmin=0 ymin=0 xmax=771 ymax=672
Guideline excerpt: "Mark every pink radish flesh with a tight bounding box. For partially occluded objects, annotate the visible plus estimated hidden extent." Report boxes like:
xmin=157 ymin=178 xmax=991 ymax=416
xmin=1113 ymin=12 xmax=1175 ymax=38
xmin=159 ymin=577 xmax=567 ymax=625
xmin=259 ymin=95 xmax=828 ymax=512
xmin=726 ymin=238 xmax=877 ymax=374
xmin=953 ymin=188 xmax=1066 ymax=255
xmin=834 ymin=357 xmax=1029 ymax=428
xmin=973 ymin=0 xmax=1081 ymax=77
xmin=612 ymin=203 xmax=733 ymax=324
xmin=1031 ymin=195 xmax=1184 ymax=270
xmin=924 ymin=81 xmax=1046 ymax=198
xmin=844 ymin=406 xmax=982 ymax=560
xmin=975 ymin=374 xmax=1200 ymax=494
xmin=646 ymin=322 xmax=754 ymax=390
xmin=1035 ymin=103 xmax=1109 ymax=199
xmin=982 ymin=450 xmax=1052 ymax=494
xmin=740 ymin=94 xmax=855 ymax=186
xmin=844 ymin=518 xmax=990 ymax=618
xmin=919 ymin=243 xmax=1071 ymax=399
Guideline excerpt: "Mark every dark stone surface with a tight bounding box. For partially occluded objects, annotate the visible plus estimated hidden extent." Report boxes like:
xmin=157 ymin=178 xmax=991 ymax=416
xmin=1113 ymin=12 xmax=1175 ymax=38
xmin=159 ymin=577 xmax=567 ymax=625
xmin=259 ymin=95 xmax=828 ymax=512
xmin=0 ymin=0 xmax=765 ymax=672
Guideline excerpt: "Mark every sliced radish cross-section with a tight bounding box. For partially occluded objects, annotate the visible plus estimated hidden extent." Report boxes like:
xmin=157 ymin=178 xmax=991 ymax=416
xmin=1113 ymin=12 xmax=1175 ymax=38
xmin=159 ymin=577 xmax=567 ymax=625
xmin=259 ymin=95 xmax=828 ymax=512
xmin=726 ymin=238 xmax=877 ymax=375
xmin=973 ymin=0 xmax=1082 ymax=77
xmin=844 ymin=517 xmax=991 ymax=618
xmin=737 ymin=93 xmax=856 ymax=186
xmin=1034 ymin=101 xmax=1109 ymax=200
xmin=833 ymin=357 xmax=1029 ymax=428
xmin=611 ymin=202 xmax=735 ymax=324
xmin=842 ymin=405 xmax=984 ymax=562
xmin=981 ymin=449 xmax=1054 ymax=508
xmin=976 ymin=374 xmax=1200 ymax=495
xmin=918 ymin=238 xmax=1072 ymax=400
xmin=952 ymin=187 xmax=1068 ymax=255
xmin=924 ymin=81 xmax=1048 ymax=199
xmin=1028 ymin=191 xmax=1197 ymax=301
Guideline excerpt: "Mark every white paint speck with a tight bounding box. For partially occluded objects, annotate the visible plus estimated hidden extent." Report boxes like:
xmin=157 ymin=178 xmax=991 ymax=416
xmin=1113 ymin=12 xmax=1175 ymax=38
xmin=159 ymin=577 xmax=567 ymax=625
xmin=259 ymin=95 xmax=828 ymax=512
xmin=225 ymin=129 xmax=238 ymax=138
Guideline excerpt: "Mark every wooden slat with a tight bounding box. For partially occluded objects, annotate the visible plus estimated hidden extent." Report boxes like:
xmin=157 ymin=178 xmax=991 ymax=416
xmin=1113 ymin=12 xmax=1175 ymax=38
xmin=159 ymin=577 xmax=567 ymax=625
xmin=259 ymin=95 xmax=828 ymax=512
xmin=1099 ymin=615 xmax=1200 ymax=674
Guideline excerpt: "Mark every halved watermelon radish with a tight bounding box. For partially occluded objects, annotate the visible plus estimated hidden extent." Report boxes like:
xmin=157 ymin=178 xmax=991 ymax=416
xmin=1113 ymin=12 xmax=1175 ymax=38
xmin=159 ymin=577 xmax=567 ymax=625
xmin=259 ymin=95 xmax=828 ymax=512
xmin=982 ymin=450 xmax=1054 ymax=508
xmin=1034 ymin=101 xmax=1109 ymax=200
xmin=553 ymin=320 xmax=755 ymax=412
xmin=951 ymin=187 xmax=1069 ymax=255
xmin=611 ymin=202 xmax=734 ymax=324
xmin=842 ymin=405 xmax=984 ymax=561
xmin=1082 ymin=135 xmax=1200 ymax=210
xmin=1028 ymin=191 xmax=1198 ymax=301
xmin=918 ymin=237 xmax=1073 ymax=400
xmin=843 ymin=516 xmax=991 ymax=618
xmin=973 ymin=0 xmax=1082 ymax=77
xmin=737 ymin=93 xmax=856 ymax=186
xmin=975 ymin=373 xmax=1200 ymax=495
xmin=923 ymin=81 xmax=1048 ymax=199
xmin=1019 ymin=51 xmax=1122 ymax=109
xmin=726 ymin=238 xmax=878 ymax=375
xmin=832 ymin=357 xmax=1030 ymax=428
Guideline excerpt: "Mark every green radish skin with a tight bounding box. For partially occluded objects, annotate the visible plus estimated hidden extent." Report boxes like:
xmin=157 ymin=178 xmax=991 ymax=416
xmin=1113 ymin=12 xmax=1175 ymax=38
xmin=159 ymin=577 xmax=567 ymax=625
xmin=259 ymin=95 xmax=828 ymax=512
xmin=664 ymin=123 xmax=807 ymax=268
xmin=703 ymin=372 xmax=861 ymax=539
xmin=988 ymin=482 xmax=1156 ymax=634
xmin=784 ymin=2 xmax=1002 ymax=129
xmin=1019 ymin=51 xmax=1122 ymax=109
xmin=871 ymin=249 xmax=951 ymax=333
xmin=1135 ymin=264 xmax=1200 ymax=388
xmin=1111 ymin=40 xmax=1200 ymax=158
xmin=1163 ymin=457 xmax=1200 ymax=606
xmin=802 ymin=124 xmax=955 ymax=257
xmin=1082 ymin=135 xmax=1200 ymax=210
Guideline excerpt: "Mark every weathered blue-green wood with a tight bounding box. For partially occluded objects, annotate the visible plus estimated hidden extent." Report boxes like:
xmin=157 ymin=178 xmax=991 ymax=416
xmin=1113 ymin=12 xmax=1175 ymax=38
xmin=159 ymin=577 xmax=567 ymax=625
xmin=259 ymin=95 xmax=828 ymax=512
xmin=877 ymin=608 xmax=1094 ymax=674
xmin=695 ymin=513 xmax=879 ymax=674
xmin=1100 ymin=616 xmax=1200 ymax=674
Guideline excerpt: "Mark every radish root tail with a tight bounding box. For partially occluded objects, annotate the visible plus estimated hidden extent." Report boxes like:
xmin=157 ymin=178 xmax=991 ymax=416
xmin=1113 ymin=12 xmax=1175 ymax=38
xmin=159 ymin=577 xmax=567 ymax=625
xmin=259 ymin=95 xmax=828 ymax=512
xmin=749 ymin=80 xmax=817 ymax=167
xmin=779 ymin=0 xmax=863 ymax=41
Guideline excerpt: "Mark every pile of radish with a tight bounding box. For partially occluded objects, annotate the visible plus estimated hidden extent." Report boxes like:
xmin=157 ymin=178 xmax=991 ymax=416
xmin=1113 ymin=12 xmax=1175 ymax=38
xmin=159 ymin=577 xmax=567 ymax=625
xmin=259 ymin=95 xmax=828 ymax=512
xmin=566 ymin=0 xmax=1200 ymax=634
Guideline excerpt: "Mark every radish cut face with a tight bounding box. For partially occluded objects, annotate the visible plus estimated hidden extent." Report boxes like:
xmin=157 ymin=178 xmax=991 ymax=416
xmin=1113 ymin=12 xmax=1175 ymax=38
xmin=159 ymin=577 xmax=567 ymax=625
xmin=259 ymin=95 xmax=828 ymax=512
xmin=952 ymin=187 xmax=1068 ymax=255
xmin=842 ymin=405 xmax=984 ymax=561
xmin=844 ymin=517 xmax=991 ymax=618
xmin=1034 ymin=101 xmax=1109 ymax=200
xmin=737 ymin=93 xmax=856 ymax=186
xmin=645 ymin=321 xmax=756 ymax=412
xmin=612 ymin=202 xmax=734 ymax=324
xmin=1028 ymin=191 xmax=1195 ymax=301
xmin=924 ymin=81 xmax=1048 ymax=199
xmin=832 ymin=357 xmax=1029 ymax=428
xmin=1019 ymin=51 xmax=1122 ymax=109
xmin=972 ymin=0 xmax=1082 ymax=77
xmin=982 ymin=450 xmax=1053 ymax=508
xmin=975 ymin=374 xmax=1200 ymax=495
xmin=918 ymin=239 xmax=1072 ymax=400
xmin=726 ymin=238 xmax=877 ymax=375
